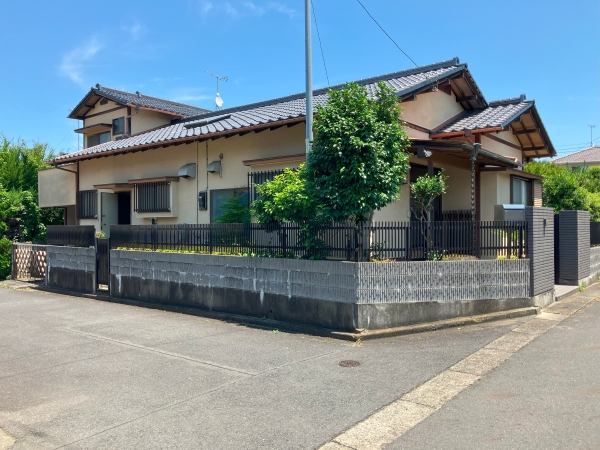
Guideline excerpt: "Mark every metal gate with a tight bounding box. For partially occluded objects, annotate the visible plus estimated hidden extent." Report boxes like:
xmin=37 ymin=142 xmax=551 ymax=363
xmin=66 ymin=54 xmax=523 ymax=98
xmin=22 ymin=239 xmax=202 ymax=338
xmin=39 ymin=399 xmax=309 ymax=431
xmin=96 ymin=238 xmax=110 ymax=289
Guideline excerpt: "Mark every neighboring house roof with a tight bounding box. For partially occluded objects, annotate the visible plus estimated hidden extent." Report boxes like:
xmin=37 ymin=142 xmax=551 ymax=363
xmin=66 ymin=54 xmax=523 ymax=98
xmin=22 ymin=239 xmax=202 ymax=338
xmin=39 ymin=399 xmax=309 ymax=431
xmin=431 ymin=95 xmax=555 ymax=158
xmin=68 ymin=85 xmax=209 ymax=119
xmin=54 ymin=57 xmax=549 ymax=164
xmin=552 ymin=145 xmax=600 ymax=165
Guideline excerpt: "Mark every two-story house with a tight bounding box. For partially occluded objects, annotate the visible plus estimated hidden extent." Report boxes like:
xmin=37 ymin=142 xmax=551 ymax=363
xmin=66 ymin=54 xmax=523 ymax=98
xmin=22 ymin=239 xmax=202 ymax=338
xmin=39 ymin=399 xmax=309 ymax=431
xmin=39 ymin=58 xmax=555 ymax=236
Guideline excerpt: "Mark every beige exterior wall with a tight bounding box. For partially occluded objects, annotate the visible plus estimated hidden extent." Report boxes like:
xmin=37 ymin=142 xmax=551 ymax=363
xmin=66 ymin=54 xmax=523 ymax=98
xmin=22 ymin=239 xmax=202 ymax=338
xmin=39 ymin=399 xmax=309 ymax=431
xmin=85 ymin=99 xmax=121 ymax=115
xmin=373 ymin=186 xmax=410 ymax=222
xmin=440 ymin=165 xmax=471 ymax=211
xmin=479 ymin=172 xmax=512 ymax=221
xmin=75 ymin=124 xmax=307 ymax=229
xmin=82 ymin=101 xmax=174 ymax=146
xmin=401 ymin=90 xmax=463 ymax=130
xmin=131 ymin=110 xmax=173 ymax=135
xmin=481 ymin=132 xmax=523 ymax=162
xmin=38 ymin=167 xmax=76 ymax=207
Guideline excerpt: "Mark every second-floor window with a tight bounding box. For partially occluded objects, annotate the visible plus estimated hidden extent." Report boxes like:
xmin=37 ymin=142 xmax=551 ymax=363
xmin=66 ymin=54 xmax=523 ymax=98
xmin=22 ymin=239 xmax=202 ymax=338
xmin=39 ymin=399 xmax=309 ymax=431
xmin=134 ymin=182 xmax=171 ymax=213
xmin=112 ymin=117 xmax=125 ymax=135
xmin=87 ymin=132 xmax=110 ymax=148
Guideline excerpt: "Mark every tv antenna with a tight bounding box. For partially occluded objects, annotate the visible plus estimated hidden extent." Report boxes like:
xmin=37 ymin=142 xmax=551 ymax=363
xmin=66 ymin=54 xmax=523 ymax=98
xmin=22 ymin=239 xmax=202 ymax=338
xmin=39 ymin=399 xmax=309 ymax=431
xmin=588 ymin=124 xmax=596 ymax=147
xmin=206 ymin=71 xmax=228 ymax=110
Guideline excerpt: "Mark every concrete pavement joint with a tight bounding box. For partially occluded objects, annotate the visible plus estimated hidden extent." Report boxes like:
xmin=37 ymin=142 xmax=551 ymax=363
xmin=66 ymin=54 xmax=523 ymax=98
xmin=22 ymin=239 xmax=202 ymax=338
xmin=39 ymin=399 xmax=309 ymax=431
xmin=320 ymin=292 xmax=600 ymax=450
xmin=61 ymin=327 xmax=257 ymax=376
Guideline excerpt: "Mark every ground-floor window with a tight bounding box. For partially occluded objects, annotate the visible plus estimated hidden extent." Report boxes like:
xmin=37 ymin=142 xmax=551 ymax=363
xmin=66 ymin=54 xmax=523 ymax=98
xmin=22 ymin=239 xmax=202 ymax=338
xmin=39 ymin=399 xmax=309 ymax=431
xmin=511 ymin=176 xmax=532 ymax=206
xmin=134 ymin=182 xmax=171 ymax=213
xmin=77 ymin=190 xmax=98 ymax=219
xmin=210 ymin=188 xmax=249 ymax=223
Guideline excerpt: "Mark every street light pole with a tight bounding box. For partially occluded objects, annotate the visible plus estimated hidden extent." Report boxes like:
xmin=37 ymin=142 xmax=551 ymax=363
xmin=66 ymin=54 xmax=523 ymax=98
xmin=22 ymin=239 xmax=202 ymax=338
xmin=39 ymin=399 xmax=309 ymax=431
xmin=305 ymin=0 xmax=313 ymax=155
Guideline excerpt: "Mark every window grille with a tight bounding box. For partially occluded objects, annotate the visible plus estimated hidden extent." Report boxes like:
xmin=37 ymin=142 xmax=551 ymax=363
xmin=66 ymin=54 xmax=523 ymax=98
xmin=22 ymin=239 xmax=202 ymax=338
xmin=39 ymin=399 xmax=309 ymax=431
xmin=134 ymin=182 xmax=171 ymax=213
xmin=248 ymin=169 xmax=287 ymax=204
xmin=77 ymin=190 xmax=98 ymax=219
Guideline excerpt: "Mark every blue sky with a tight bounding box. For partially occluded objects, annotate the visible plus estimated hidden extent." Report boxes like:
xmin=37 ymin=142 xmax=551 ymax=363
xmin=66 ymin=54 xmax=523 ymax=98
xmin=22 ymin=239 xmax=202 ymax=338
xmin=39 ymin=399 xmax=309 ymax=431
xmin=0 ymin=0 xmax=598 ymax=157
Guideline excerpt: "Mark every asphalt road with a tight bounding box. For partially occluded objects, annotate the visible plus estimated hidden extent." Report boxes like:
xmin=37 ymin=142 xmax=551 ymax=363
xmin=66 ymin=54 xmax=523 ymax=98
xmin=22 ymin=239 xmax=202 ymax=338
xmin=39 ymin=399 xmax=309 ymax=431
xmin=0 ymin=285 xmax=597 ymax=449
xmin=388 ymin=297 xmax=600 ymax=450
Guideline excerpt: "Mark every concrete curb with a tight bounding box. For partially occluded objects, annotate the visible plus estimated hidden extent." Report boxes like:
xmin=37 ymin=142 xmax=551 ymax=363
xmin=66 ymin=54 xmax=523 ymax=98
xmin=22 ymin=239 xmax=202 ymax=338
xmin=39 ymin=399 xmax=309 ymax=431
xmin=25 ymin=284 xmax=539 ymax=342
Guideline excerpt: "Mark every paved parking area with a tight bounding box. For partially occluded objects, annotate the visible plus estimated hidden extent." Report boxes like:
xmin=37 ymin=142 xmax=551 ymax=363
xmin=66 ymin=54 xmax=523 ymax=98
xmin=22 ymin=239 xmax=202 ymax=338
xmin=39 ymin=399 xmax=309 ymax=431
xmin=0 ymin=287 xmax=532 ymax=449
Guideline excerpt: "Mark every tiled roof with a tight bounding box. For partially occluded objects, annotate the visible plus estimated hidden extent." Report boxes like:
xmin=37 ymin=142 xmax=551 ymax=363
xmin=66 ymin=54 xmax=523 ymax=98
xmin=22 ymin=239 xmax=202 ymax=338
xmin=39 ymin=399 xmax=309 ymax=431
xmin=553 ymin=146 xmax=600 ymax=164
xmin=54 ymin=58 xmax=471 ymax=163
xmin=433 ymin=97 xmax=534 ymax=134
xmin=91 ymin=85 xmax=209 ymax=117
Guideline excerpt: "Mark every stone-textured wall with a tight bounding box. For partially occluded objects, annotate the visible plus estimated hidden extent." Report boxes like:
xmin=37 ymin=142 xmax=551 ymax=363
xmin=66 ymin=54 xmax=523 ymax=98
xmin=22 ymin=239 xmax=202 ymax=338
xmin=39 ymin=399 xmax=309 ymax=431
xmin=111 ymin=250 xmax=531 ymax=331
xmin=526 ymin=207 xmax=555 ymax=296
xmin=46 ymin=246 xmax=96 ymax=293
xmin=355 ymin=260 xmax=529 ymax=303
xmin=590 ymin=246 xmax=600 ymax=276
xmin=558 ymin=210 xmax=590 ymax=285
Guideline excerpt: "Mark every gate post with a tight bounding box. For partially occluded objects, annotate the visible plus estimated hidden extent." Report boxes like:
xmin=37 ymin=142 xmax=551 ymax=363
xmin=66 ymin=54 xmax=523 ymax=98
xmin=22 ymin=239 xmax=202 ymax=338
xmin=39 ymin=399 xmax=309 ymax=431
xmin=557 ymin=210 xmax=590 ymax=286
xmin=525 ymin=206 xmax=555 ymax=307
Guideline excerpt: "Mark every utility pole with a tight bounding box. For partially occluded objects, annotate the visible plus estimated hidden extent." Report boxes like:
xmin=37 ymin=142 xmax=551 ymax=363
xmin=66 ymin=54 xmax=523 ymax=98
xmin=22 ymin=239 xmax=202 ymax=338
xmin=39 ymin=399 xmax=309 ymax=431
xmin=588 ymin=125 xmax=596 ymax=147
xmin=305 ymin=0 xmax=313 ymax=155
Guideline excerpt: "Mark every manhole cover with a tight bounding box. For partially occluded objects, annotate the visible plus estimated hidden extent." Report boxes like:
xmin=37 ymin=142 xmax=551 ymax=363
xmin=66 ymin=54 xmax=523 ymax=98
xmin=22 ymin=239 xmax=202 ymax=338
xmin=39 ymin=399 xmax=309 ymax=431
xmin=339 ymin=360 xmax=361 ymax=367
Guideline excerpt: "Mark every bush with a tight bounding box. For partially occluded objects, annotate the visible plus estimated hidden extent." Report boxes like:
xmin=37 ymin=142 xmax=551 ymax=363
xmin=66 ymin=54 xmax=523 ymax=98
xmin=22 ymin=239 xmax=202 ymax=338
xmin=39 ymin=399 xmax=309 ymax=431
xmin=0 ymin=238 xmax=11 ymax=280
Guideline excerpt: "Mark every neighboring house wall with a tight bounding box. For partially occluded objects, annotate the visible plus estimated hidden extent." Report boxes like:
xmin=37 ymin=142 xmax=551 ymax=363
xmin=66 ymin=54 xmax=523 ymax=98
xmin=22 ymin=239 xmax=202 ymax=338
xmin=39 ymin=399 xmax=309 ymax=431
xmin=401 ymin=90 xmax=463 ymax=130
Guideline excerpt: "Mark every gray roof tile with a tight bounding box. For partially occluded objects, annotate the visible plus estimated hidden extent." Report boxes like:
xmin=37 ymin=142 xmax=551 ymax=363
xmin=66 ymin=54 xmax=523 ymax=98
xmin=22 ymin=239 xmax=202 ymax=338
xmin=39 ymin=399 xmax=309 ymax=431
xmin=91 ymin=85 xmax=209 ymax=117
xmin=433 ymin=100 xmax=533 ymax=134
xmin=54 ymin=59 xmax=472 ymax=163
xmin=553 ymin=146 xmax=600 ymax=164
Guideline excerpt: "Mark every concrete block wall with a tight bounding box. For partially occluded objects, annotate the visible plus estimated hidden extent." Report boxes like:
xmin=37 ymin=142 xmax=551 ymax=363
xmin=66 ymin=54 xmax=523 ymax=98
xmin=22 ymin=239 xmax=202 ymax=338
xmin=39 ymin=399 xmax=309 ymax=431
xmin=46 ymin=246 xmax=96 ymax=293
xmin=591 ymin=246 xmax=600 ymax=276
xmin=526 ymin=206 xmax=554 ymax=296
xmin=111 ymin=250 xmax=532 ymax=331
xmin=558 ymin=210 xmax=590 ymax=285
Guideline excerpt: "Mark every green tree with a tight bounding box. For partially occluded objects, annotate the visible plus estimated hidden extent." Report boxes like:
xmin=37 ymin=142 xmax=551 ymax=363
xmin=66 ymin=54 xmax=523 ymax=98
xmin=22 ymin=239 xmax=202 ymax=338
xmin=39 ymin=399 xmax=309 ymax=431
xmin=0 ymin=136 xmax=53 ymax=193
xmin=306 ymin=81 xmax=411 ymax=224
xmin=252 ymin=165 xmax=322 ymax=224
xmin=525 ymin=161 xmax=588 ymax=212
xmin=410 ymin=172 xmax=447 ymax=222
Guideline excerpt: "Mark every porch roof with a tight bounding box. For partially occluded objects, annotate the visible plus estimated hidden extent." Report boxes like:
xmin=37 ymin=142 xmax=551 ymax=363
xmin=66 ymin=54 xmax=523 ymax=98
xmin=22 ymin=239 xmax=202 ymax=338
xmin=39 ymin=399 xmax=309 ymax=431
xmin=411 ymin=140 xmax=522 ymax=169
xmin=430 ymin=96 xmax=556 ymax=158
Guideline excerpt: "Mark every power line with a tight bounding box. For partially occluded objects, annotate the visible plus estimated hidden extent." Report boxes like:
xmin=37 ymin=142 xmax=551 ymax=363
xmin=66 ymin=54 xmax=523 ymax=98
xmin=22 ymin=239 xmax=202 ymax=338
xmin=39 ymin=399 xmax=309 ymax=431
xmin=355 ymin=0 xmax=418 ymax=68
xmin=311 ymin=0 xmax=330 ymax=87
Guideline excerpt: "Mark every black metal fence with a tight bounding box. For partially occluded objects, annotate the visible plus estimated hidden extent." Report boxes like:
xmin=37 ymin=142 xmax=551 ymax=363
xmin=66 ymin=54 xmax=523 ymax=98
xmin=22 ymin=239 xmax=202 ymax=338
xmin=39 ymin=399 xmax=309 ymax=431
xmin=110 ymin=221 xmax=528 ymax=261
xmin=46 ymin=225 xmax=96 ymax=247
xmin=591 ymin=222 xmax=600 ymax=247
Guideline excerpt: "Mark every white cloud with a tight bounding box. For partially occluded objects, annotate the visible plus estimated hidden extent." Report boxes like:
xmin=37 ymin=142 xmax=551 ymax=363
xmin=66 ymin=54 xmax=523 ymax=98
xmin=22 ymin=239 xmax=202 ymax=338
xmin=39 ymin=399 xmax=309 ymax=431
xmin=123 ymin=23 xmax=142 ymax=40
xmin=243 ymin=1 xmax=265 ymax=14
xmin=268 ymin=2 xmax=295 ymax=18
xmin=59 ymin=39 xmax=102 ymax=84
xmin=200 ymin=1 xmax=213 ymax=16
xmin=225 ymin=2 xmax=238 ymax=17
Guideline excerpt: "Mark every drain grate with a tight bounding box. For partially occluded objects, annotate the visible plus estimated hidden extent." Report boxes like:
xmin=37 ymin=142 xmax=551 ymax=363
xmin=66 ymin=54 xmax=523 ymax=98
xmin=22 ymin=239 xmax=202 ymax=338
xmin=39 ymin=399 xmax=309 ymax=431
xmin=339 ymin=360 xmax=361 ymax=367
